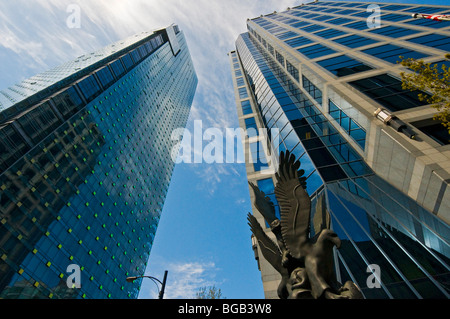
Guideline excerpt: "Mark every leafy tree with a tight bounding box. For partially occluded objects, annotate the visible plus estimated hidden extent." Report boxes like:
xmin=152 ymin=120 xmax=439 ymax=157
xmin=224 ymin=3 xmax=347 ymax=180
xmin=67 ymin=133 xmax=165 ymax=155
xmin=399 ymin=54 xmax=450 ymax=134
xmin=195 ymin=285 xmax=224 ymax=299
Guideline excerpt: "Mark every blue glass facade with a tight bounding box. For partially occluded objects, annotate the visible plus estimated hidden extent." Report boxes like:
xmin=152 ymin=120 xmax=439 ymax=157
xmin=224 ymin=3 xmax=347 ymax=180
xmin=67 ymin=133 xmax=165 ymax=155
xmin=231 ymin=1 xmax=450 ymax=299
xmin=0 ymin=26 xmax=197 ymax=299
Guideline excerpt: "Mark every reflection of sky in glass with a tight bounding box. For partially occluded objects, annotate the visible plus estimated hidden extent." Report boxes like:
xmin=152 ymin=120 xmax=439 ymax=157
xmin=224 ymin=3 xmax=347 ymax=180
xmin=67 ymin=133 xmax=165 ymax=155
xmin=256 ymin=178 xmax=280 ymax=222
xmin=327 ymin=189 xmax=371 ymax=242
xmin=325 ymin=175 xmax=450 ymax=298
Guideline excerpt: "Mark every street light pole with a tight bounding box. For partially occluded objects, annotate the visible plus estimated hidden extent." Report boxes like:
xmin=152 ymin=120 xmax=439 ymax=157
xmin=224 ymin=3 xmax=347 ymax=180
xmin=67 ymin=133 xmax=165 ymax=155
xmin=126 ymin=271 xmax=168 ymax=299
xmin=158 ymin=270 xmax=168 ymax=300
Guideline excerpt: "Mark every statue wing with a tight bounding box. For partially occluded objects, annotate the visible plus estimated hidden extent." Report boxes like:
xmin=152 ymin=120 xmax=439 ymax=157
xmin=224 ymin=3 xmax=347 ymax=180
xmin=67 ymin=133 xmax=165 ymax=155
xmin=247 ymin=213 xmax=287 ymax=276
xmin=274 ymin=150 xmax=311 ymax=260
xmin=249 ymin=182 xmax=277 ymax=225
xmin=313 ymin=193 xmax=331 ymax=236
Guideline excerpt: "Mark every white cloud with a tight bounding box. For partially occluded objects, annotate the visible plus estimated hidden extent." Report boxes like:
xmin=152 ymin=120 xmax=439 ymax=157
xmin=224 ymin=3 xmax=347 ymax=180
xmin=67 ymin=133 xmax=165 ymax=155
xmin=141 ymin=259 xmax=220 ymax=299
xmin=0 ymin=24 xmax=44 ymax=64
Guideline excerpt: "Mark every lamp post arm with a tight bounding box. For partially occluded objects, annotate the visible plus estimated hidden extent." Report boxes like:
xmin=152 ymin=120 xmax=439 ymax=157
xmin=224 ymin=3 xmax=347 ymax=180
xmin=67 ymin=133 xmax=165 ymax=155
xmin=142 ymin=276 xmax=163 ymax=286
xmin=126 ymin=271 xmax=168 ymax=299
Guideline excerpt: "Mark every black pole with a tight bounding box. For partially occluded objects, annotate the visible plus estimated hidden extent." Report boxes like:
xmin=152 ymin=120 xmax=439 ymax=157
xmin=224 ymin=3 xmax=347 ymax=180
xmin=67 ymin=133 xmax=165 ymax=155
xmin=158 ymin=270 xmax=168 ymax=299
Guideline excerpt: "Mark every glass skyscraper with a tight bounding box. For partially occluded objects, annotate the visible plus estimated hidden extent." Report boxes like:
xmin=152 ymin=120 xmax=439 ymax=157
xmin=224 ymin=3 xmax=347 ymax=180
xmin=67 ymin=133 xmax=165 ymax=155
xmin=0 ymin=25 xmax=197 ymax=299
xmin=230 ymin=1 xmax=450 ymax=299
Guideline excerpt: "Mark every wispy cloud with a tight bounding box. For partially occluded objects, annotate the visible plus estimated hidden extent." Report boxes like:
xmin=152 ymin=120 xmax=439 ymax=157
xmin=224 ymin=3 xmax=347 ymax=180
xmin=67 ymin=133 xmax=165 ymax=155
xmin=141 ymin=257 xmax=220 ymax=299
xmin=191 ymin=163 xmax=242 ymax=196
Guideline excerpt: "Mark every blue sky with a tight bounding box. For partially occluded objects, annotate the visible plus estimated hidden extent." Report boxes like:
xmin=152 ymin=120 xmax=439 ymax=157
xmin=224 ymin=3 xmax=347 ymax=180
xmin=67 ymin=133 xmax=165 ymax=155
xmin=0 ymin=0 xmax=448 ymax=299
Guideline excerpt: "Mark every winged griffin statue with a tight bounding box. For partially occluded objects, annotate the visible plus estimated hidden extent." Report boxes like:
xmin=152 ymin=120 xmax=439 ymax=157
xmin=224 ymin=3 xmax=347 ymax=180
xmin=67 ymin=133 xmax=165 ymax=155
xmin=247 ymin=150 xmax=363 ymax=299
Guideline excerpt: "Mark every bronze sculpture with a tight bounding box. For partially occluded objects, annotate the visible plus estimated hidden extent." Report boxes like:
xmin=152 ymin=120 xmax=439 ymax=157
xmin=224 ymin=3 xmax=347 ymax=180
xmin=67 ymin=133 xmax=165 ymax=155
xmin=248 ymin=150 xmax=363 ymax=299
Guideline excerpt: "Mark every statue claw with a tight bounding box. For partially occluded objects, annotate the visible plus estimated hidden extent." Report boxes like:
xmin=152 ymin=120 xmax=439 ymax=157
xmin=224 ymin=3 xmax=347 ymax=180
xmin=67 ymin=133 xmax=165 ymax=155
xmin=324 ymin=289 xmax=349 ymax=299
xmin=281 ymin=251 xmax=290 ymax=268
xmin=338 ymin=286 xmax=349 ymax=293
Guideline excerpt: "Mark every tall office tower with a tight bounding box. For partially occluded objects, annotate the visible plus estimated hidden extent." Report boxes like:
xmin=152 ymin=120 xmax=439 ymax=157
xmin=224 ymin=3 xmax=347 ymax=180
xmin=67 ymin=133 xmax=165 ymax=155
xmin=0 ymin=25 xmax=198 ymax=299
xmin=229 ymin=1 xmax=450 ymax=299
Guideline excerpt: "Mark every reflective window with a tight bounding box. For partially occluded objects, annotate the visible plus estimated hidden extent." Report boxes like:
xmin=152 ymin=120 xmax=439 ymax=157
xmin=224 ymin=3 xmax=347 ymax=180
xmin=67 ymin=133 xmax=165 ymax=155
xmin=406 ymin=34 xmax=450 ymax=52
xmin=137 ymin=44 xmax=149 ymax=58
xmin=362 ymin=44 xmax=429 ymax=64
xmin=241 ymin=100 xmax=253 ymax=115
xmin=302 ymin=75 xmax=322 ymax=104
xmin=343 ymin=20 xmax=369 ymax=31
xmin=325 ymin=17 xmax=354 ymax=25
xmin=333 ymin=9 xmax=358 ymax=15
xmin=412 ymin=119 xmax=450 ymax=145
xmin=256 ymin=178 xmax=280 ymax=223
xmin=0 ymin=125 xmax=30 ymax=171
xmin=110 ymin=60 xmax=125 ymax=78
xmin=267 ymin=26 xmax=286 ymax=34
xmin=297 ymin=43 xmax=337 ymax=59
xmin=301 ymin=13 xmax=325 ymax=20
xmin=121 ymin=54 xmax=134 ymax=70
xmin=144 ymin=42 xmax=154 ymax=54
xmin=17 ymin=102 xmax=62 ymax=145
xmin=130 ymin=49 xmax=142 ymax=64
xmin=276 ymin=31 xmax=299 ymax=40
xmin=327 ymin=1 xmax=349 ymax=6
xmin=236 ymin=77 xmax=245 ymax=87
xmin=51 ymin=86 xmax=84 ymax=119
xmin=345 ymin=2 xmax=368 ymax=7
xmin=315 ymin=29 xmax=347 ymax=39
xmin=380 ymin=13 xmax=410 ymax=22
xmin=250 ymin=141 xmax=269 ymax=171
xmin=405 ymin=17 xmax=450 ymax=28
xmin=286 ymin=60 xmax=299 ymax=82
xmin=317 ymin=55 xmax=372 ymax=77
xmin=431 ymin=60 xmax=450 ymax=74
xmin=381 ymin=4 xmax=412 ymax=11
xmin=348 ymin=74 xmax=429 ymax=111
xmin=411 ymin=6 xmax=447 ymax=14
xmin=328 ymin=172 xmax=450 ymax=299
xmin=285 ymin=36 xmax=314 ymax=48
xmin=301 ymin=24 xmax=326 ymax=33
xmin=329 ymin=100 xmax=366 ymax=150
xmin=369 ymin=25 xmax=418 ymax=38
xmin=288 ymin=10 xmax=305 ymax=17
xmin=275 ymin=51 xmax=284 ymax=66
xmin=77 ymin=75 xmax=101 ymax=103
xmin=333 ymin=34 xmax=378 ymax=48
xmin=293 ymin=122 xmax=348 ymax=181
xmin=96 ymin=66 xmax=115 ymax=88
xmin=351 ymin=10 xmax=373 ymax=18
xmin=256 ymin=178 xmax=274 ymax=195
xmin=290 ymin=21 xmax=311 ymax=28
xmin=238 ymin=87 xmax=249 ymax=99
xmin=245 ymin=117 xmax=259 ymax=137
